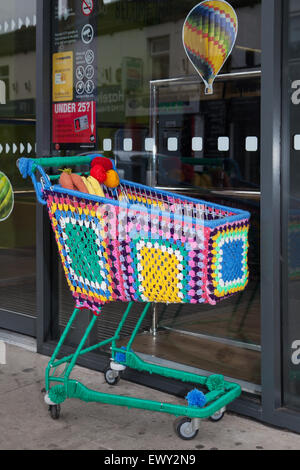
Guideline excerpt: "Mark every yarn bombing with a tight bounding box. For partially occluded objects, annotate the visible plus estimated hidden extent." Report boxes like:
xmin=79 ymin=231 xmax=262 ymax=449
xmin=115 ymin=347 xmax=127 ymax=363
xmin=206 ymin=374 xmax=225 ymax=392
xmin=105 ymin=169 xmax=120 ymax=188
xmin=91 ymin=157 xmax=113 ymax=171
xmin=42 ymin=173 xmax=250 ymax=315
xmin=185 ymin=389 xmax=207 ymax=408
xmin=90 ymin=165 xmax=107 ymax=184
xmin=18 ymin=158 xmax=35 ymax=178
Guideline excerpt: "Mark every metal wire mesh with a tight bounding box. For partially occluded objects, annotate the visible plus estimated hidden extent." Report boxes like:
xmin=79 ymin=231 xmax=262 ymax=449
xmin=108 ymin=181 xmax=235 ymax=222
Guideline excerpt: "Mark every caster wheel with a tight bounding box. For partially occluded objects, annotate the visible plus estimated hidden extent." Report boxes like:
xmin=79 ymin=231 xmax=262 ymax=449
xmin=104 ymin=367 xmax=120 ymax=386
xmin=49 ymin=404 xmax=61 ymax=420
xmin=209 ymin=409 xmax=225 ymax=422
xmin=173 ymin=417 xmax=199 ymax=441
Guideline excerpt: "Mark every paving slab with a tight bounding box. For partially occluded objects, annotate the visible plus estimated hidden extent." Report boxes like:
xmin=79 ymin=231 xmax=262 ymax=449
xmin=0 ymin=343 xmax=300 ymax=450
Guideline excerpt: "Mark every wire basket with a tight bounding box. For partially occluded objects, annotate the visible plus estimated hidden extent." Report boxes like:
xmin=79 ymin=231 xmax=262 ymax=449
xmin=18 ymin=155 xmax=250 ymax=314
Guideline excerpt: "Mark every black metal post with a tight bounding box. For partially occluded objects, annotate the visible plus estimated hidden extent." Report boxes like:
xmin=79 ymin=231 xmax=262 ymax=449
xmin=36 ymin=0 xmax=54 ymax=351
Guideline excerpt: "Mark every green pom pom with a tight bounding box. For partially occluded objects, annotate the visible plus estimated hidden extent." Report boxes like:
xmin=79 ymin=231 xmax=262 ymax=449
xmin=206 ymin=374 xmax=225 ymax=392
xmin=48 ymin=385 xmax=67 ymax=404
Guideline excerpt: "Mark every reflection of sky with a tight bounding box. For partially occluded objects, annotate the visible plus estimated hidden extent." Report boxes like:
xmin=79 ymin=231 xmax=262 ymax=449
xmin=0 ymin=0 xmax=36 ymax=22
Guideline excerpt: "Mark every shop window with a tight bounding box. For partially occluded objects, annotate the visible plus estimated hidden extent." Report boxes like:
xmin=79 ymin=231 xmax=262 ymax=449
xmin=52 ymin=0 xmax=262 ymax=390
xmin=0 ymin=65 xmax=9 ymax=102
xmin=149 ymin=36 xmax=170 ymax=80
xmin=0 ymin=0 xmax=37 ymax=335
xmin=283 ymin=0 xmax=300 ymax=411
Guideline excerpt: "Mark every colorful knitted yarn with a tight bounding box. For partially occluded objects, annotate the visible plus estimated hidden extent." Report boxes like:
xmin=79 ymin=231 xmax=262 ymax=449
xmin=44 ymin=185 xmax=250 ymax=314
xmin=105 ymin=170 xmax=119 ymax=188
xmin=185 ymin=389 xmax=207 ymax=408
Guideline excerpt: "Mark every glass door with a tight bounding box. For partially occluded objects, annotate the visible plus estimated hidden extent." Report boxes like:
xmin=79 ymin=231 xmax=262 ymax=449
xmin=141 ymin=1 xmax=261 ymax=392
xmin=48 ymin=0 xmax=262 ymax=393
xmin=150 ymin=71 xmax=261 ymax=392
xmin=0 ymin=0 xmax=37 ymax=336
xmin=282 ymin=0 xmax=300 ymax=411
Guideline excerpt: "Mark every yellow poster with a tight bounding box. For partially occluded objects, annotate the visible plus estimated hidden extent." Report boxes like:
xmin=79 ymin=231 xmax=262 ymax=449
xmin=53 ymin=51 xmax=74 ymax=102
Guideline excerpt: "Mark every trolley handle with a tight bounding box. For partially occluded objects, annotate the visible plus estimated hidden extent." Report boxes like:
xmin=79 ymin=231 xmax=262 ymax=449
xmin=17 ymin=154 xmax=115 ymax=205
xmin=17 ymin=157 xmax=52 ymax=205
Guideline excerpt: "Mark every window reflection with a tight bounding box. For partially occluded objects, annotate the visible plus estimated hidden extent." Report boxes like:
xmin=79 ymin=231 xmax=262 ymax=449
xmin=0 ymin=0 xmax=36 ymax=323
xmin=283 ymin=0 xmax=300 ymax=410
xmin=155 ymin=75 xmax=260 ymax=191
xmin=56 ymin=0 xmax=262 ymax=387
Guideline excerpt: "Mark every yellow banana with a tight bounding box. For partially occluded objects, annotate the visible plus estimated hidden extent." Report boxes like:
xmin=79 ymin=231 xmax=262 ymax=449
xmin=82 ymin=176 xmax=95 ymax=195
xmin=87 ymin=176 xmax=105 ymax=198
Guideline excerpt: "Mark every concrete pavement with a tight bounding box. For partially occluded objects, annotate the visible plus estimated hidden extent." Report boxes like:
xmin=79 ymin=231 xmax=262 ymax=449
xmin=0 ymin=342 xmax=299 ymax=450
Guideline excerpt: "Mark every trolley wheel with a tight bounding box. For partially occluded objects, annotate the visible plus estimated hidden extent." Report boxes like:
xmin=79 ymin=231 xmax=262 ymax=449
xmin=48 ymin=404 xmax=61 ymax=420
xmin=173 ymin=417 xmax=199 ymax=441
xmin=104 ymin=367 xmax=121 ymax=386
xmin=209 ymin=409 xmax=225 ymax=422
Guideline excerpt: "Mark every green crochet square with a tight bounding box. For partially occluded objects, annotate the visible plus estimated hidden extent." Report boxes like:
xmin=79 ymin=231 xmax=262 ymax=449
xmin=64 ymin=222 xmax=110 ymax=296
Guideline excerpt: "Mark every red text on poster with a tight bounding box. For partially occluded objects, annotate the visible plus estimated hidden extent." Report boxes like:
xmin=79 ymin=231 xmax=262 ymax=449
xmin=52 ymin=101 xmax=96 ymax=145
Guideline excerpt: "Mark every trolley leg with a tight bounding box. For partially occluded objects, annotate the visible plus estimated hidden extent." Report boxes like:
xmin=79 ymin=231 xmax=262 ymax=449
xmin=192 ymin=418 xmax=201 ymax=432
xmin=108 ymin=302 xmax=151 ymax=380
xmin=111 ymin=302 xmax=134 ymax=355
xmin=106 ymin=302 xmax=135 ymax=382
xmin=44 ymin=311 xmax=98 ymax=417
xmin=126 ymin=302 xmax=151 ymax=351
xmin=63 ymin=313 xmax=99 ymax=388
xmin=45 ymin=307 xmax=81 ymax=391
xmin=151 ymin=303 xmax=158 ymax=338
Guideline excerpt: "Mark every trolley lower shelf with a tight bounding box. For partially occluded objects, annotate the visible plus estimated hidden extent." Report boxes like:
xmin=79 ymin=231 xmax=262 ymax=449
xmin=43 ymin=302 xmax=242 ymax=440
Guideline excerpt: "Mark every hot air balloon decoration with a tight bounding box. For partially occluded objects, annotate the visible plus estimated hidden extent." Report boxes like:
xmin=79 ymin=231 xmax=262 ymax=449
xmin=183 ymin=0 xmax=238 ymax=95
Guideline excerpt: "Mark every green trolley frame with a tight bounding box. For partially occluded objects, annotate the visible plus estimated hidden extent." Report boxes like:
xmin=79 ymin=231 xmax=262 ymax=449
xmin=18 ymin=155 xmax=244 ymax=441
xmin=44 ymin=302 xmax=241 ymax=440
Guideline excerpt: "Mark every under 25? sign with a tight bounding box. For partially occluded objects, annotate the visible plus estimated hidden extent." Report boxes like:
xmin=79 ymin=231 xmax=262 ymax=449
xmin=52 ymin=101 xmax=96 ymax=148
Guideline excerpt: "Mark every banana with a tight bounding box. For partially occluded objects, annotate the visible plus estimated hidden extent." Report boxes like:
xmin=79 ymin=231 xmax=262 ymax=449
xmin=81 ymin=176 xmax=95 ymax=195
xmin=87 ymin=176 xmax=97 ymax=194
xmin=87 ymin=176 xmax=105 ymax=198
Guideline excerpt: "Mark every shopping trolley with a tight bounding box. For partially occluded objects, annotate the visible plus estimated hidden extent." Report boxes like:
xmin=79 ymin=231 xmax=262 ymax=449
xmin=18 ymin=154 xmax=250 ymax=440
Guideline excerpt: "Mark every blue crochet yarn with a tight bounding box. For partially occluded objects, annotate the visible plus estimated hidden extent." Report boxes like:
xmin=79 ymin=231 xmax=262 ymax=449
xmin=185 ymin=388 xmax=207 ymax=408
xmin=115 ymin=347 xmax=127 ymax=363
xmin=18 ymin=158 xmax=34 ymax=178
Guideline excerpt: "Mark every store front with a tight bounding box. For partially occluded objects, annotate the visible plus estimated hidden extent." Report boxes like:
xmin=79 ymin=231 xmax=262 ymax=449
xmin=2 ymin=0 xmax=300 ymax=432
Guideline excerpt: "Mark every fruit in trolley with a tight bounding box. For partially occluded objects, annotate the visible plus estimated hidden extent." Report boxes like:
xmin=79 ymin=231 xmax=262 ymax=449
xmin=90 ymin=164 xmax=107 ymax=183
xmin=104 ymin=169 xmax=120 ymax=188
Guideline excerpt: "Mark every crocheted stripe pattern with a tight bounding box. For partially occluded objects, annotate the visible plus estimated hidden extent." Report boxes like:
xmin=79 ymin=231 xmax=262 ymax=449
xmin=45 ymin=189 xmax=250 ymax=313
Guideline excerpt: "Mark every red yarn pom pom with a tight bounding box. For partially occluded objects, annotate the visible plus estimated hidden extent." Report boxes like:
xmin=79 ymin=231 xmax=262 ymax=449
xmin=90 ymin=165 xmax=107 ymax=183
xmin=91 ymin=157 xmax=113 ymax=171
